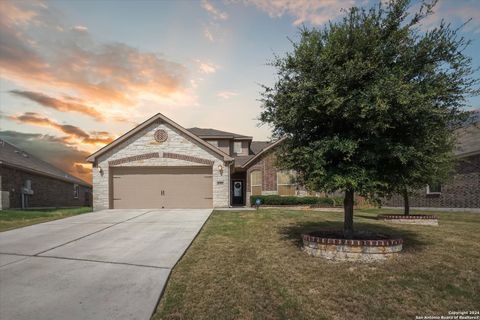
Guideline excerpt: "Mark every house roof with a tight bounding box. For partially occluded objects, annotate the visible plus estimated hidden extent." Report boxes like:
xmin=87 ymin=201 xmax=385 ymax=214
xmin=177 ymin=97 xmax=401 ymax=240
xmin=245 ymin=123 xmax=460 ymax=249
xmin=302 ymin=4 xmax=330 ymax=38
xmin=455 ymin=124 xmax=480 ymax=157
xmin=187 ymin=127 xmax=252 ymax=140
xmin=0 ymin=139 xmax=91 ymax=187
xmin=87 ymin=113 xmax=234 ymax=163
xmin=233 ymin=155 xmax=255 ymax=167
xmin=240 ymin=138 xmax=286 ymax=168
xmin=250 ymin=141 xmax=272 ymax=154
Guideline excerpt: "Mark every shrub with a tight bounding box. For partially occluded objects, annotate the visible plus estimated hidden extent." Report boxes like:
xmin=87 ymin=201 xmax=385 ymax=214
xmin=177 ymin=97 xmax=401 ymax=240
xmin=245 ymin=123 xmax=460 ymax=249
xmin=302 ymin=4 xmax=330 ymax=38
xmin=250 ymin=195 xmax=336 ymax=206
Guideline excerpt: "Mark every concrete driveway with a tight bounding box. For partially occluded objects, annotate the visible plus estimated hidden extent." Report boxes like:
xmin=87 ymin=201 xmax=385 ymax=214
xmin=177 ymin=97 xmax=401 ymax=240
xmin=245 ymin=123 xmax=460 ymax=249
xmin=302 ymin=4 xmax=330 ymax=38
xmin=0 ymin=209 xmax=212 ymax=320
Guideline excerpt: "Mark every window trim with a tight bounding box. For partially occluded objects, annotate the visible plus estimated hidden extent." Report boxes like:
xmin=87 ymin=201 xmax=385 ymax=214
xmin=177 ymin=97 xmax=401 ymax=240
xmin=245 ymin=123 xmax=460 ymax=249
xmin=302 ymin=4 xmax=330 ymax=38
xmin=250 ymin=170 xmax=262 ymax=195
xmin=426 ymin=184 xmax=441 ymax=195
xmin=276 ymin=170 xmax=296 ymax=196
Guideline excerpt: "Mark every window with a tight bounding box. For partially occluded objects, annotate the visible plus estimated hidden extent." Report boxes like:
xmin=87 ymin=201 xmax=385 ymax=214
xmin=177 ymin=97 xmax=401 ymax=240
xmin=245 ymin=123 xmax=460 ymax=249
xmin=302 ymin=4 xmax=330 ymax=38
xmin=426 ymin=183 xmax=441 ymax=194
xmin=234 ymin=141 xmax=242 ymax=154
xmin=24 ymin=179 xmax=32 ymax=190
xmin=250 ymin=171 xmax=262 ymax=195
xmin=277 ymin=170 xmax=296 ymax=196
xmin=73 ymin=184 xmax=79 ymax=199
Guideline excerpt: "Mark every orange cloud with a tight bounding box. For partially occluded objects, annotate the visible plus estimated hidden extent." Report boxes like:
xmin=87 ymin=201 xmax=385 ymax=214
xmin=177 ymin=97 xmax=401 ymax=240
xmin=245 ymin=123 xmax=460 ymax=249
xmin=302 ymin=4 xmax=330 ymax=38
xmin=0 ymin=0 xmax=37 ymax=26
xmin=0 ymin=0 xmax=191 ymax=118
xmin=82 ymin=131 xmax=115 ymax=145
xmin=10 ymin=90 xmax=105 ymax=121
xmin=9 ymin=112 xmax=115 ymax=145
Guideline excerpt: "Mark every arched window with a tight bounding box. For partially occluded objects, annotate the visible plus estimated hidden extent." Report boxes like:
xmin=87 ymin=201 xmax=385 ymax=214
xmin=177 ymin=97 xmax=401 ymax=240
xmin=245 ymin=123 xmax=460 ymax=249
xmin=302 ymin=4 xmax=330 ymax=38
xmin=250 ymin=171 xmax=262 ymax=195
xmin=277 ymin=170 xmax=296 ymax=196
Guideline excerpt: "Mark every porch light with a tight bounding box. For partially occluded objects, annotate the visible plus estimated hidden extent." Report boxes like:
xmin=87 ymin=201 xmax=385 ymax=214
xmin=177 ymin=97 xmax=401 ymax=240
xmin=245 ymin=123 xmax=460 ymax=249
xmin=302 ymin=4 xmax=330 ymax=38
xmin=218 ymin=164 xmax=224 ymax=175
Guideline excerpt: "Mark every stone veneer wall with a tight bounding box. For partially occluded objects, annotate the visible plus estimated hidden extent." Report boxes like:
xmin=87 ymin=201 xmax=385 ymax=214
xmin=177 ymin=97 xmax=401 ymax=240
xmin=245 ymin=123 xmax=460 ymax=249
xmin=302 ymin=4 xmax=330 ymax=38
xmin=92 ymin=120 xmax=230 ymax=210
xmin=0 ymin=165 xmax=91 ymax=209
xmin=383 ymin=154 xmax=480 ymax=208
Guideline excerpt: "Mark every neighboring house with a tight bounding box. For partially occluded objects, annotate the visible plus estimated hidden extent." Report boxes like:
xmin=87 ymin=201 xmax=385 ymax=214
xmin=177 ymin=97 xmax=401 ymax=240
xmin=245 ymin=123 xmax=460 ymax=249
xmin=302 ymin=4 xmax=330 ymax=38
xmin=383 ymin=114 xmax=480 ymax=209
xmin=0 ymin=139 xmax=92 ymax=210
xmin=87 ymin=113 xmax=296 ymax=210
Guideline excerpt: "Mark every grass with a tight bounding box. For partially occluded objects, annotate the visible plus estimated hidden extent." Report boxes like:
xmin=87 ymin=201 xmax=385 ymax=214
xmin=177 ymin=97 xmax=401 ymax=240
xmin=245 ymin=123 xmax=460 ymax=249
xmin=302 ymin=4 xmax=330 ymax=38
xmin=0 ymin=207 xmax=92 ymax=232
xmin=153 ymin=208 xmax=480 ymax=320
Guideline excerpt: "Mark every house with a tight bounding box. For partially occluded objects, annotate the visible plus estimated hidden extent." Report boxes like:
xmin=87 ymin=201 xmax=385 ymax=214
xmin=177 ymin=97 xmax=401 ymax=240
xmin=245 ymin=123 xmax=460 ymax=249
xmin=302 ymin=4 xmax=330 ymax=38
xmin=87 ymin=113 xmax=295 ymax=210
xmin=383 ymin=113 xmax=480 ymax=209
xmin=0 ymin=139 xmax=92 ymax=209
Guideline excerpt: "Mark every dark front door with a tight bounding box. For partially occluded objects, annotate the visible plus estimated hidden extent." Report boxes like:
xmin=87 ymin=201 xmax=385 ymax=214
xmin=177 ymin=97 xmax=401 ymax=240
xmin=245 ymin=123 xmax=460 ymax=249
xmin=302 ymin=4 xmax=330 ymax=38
xmin=231 ymin=180 xmax=244 ymax=206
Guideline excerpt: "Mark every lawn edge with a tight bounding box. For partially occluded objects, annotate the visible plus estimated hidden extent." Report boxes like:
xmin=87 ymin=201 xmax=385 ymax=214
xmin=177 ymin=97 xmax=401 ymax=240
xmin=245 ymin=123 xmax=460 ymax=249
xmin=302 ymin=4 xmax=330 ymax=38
xmin=150 ymin=209 xmax=216 ymax=320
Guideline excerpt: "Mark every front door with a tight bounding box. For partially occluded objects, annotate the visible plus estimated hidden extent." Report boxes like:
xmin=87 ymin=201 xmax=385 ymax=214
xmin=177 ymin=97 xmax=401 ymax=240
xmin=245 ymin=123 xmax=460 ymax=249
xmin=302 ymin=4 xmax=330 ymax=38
xmin=231 ymin=180 xmax=244 ymax=206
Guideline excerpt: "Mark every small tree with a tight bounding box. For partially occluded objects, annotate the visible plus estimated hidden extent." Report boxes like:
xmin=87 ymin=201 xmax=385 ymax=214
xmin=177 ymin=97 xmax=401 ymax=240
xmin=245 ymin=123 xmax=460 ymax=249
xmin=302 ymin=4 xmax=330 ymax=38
xmin=383 ymin=133 xmax=459 ymax=215
xmin=260 ymin=0 xmax=478 ymax=237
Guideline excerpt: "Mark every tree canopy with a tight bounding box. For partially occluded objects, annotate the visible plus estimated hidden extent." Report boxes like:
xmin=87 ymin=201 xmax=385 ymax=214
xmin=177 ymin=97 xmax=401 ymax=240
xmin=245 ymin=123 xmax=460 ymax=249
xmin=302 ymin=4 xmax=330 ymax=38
xmin=260 ymin=0 xmax=478 ymax=236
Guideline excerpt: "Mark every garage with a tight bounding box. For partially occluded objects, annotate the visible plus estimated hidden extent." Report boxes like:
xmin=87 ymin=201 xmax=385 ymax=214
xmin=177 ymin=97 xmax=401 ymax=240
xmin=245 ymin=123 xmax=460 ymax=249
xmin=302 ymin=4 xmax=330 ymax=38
xmin=111 ymin=166 xmax=213 ymax=209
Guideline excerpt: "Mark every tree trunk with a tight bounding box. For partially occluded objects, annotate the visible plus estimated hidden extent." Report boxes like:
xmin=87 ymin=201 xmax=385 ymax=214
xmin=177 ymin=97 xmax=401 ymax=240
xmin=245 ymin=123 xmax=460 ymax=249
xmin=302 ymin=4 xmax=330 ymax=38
xmin=343 ymin=189 xmax=354 ymax=239
xmin=403 ymin=188 xmax=410 ymax=216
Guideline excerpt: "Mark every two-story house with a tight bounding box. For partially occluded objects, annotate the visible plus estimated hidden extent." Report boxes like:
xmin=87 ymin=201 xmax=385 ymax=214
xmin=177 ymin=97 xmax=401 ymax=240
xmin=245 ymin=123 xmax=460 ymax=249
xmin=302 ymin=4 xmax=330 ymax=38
xmin=87 ymin=113 xmax=293 ymax=210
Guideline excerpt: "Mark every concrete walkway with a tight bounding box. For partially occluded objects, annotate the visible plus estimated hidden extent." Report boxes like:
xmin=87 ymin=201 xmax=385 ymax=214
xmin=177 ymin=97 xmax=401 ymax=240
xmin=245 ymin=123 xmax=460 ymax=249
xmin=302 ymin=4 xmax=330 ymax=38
xmin=0 ymin=209 xmax=212 ymax=320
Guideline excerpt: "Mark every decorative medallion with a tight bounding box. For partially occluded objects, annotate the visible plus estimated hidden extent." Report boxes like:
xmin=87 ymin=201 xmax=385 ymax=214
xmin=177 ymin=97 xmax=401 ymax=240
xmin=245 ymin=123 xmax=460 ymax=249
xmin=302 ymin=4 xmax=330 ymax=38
xmin=154 ymin=129 xmax=168 ymax=142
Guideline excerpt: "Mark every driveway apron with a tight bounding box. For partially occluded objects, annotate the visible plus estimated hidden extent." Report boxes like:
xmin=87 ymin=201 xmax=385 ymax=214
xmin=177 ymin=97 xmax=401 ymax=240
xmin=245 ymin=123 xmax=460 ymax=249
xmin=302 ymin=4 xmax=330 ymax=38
xmin=0 ymin=209 xmax=212 ymax=320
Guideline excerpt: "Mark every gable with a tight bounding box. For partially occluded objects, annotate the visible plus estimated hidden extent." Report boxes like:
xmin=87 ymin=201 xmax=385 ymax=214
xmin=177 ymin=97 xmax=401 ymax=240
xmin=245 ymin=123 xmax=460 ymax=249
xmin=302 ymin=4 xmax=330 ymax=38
xmin=87 ymin=113 xmax=233 ymax=163
xmin=94 ymin=120 xmax=227 ymax=166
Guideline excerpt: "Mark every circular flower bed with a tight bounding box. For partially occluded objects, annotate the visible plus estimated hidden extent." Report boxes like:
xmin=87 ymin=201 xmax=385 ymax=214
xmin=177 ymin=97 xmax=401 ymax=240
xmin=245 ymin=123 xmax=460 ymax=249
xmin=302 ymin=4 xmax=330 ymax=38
xmin=377 ymin=214 xmax=438 ymax=226
xmin=302 ymin=231 xmax=403 ymax=262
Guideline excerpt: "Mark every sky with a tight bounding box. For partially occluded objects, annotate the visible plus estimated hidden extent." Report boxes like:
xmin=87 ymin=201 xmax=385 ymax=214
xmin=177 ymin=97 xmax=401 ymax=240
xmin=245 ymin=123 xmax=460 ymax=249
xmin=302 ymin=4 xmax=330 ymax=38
xmin=1 ymin=0 xmax=479 ymax=184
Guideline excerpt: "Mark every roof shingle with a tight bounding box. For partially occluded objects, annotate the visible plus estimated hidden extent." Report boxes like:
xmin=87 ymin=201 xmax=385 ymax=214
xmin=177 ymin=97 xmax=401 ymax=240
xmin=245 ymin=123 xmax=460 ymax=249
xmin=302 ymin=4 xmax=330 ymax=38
xmin=187 ymin=127 xmax=252 ymax=139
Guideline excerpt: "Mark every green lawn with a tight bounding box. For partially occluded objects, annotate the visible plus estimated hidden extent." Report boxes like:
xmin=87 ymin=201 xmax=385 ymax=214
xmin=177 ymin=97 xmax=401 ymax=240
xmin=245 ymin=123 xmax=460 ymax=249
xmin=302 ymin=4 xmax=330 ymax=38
xmin=0 ymin=207 xmax=92 ymax=232
xmin=153 ymin=208 xmax=480 ymax=320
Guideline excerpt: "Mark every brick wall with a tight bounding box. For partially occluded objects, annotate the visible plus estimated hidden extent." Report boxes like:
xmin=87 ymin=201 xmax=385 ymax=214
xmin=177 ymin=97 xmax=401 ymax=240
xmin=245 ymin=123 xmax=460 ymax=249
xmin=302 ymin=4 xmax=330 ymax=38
xmin=0 ymin=165 xmax=92 ymax=209
xmin=245 ymin=151 xmax=279 ymax=204
xmin=383 ymin=154 xmax=480 ymax=208
xmin=246 ymin=151 xmax=279 ymax=193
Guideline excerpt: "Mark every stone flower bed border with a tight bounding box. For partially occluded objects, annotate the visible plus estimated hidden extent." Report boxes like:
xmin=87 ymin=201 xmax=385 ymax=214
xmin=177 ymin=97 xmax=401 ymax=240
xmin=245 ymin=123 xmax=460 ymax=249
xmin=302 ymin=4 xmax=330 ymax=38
xmin=377 ymin=214 xmax=438 ymax=225
xmin=302 ymin=232 xmax=403 ymax=262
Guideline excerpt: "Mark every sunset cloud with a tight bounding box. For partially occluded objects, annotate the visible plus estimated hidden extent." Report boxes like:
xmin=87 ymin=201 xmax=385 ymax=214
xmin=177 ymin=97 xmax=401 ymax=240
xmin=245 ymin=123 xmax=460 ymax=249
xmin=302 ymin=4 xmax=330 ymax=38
xmin=0 ymin=130 xmax=92 ymax=183
xmin=204 ymin=26 xmax=215 ymax=42
xmin=244 ymin=0 xmax=355 ymax=25
xmin=72 ymin=25 xmax=88 ymax=32
xmin=9 ymin=112 xmax=115 ymax=145
xmin=0 ymin=0 xmax=38 ymax=26
xmin=0 ymin=0 xmax=191 ymax=120
xmin=10 ymin=90 xmax=105 ymax=121
xmin=217 ymin=91 xmax=238 ymax=99
xmin=198 ymin=61 xmax=218 ymax=74
xmin=201 ymin=0 xmax=228 ymax=21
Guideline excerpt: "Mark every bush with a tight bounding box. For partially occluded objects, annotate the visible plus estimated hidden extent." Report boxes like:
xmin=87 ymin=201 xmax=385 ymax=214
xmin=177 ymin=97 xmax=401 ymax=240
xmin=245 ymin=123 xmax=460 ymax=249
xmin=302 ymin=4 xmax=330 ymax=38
xmin=250 ymin=195 xmax=336 ymax=206
xmin=330 ymin=196 xmax=345 ymax=206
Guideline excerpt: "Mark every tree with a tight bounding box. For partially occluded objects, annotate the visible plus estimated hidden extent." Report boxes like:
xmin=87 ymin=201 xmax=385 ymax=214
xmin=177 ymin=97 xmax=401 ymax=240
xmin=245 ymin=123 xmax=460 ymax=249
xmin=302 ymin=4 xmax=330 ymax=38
xmin=260 ymin=0 xmax=478 ymax=237
xmin=382 ymin=132 xmax=459 ymax=215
